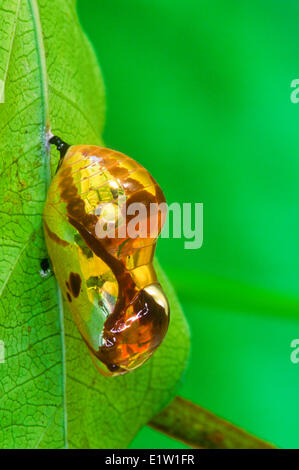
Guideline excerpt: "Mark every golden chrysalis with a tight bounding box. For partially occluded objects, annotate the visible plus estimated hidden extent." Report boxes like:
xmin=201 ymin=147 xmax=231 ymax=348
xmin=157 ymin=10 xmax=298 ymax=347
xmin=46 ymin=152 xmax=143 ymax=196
xmin=43 ymin=137 xmax=169 ymax=376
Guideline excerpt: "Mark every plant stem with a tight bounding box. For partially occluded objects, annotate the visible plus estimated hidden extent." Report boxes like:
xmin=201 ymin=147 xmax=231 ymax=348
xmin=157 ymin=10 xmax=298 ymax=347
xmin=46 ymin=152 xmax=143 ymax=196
xmin=149 ymin=396 xmax=276 ymax=449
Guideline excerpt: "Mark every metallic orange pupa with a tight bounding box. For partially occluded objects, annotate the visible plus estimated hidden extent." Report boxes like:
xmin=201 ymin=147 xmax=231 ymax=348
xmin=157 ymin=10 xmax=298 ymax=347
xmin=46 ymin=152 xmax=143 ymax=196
xmin=43 ymin=137 xmax=169 ymax=376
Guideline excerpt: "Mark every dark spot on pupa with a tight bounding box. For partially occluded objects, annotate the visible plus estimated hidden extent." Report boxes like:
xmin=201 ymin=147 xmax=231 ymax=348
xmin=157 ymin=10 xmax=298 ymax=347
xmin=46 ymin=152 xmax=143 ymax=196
xmin=66 ymin=292 xmax=72 ymax=303
xmin=69 ymin=272 xmax=81 ymax=298
xmin=109 ymin=166 xmax=129 ymax=179
xmin=122 ymin=177 xmax=144 ymax=193
xmin=61 ymin=187 xmax=77 ymax=199
xmin=44 ymin=221 xmax=69 ymax=247
xmin=108 ymin=363 xmax=122 ymax=373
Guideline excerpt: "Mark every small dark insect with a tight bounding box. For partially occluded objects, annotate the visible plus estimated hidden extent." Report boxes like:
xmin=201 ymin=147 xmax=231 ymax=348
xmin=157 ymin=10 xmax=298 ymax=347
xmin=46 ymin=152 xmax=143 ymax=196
xmin=40 ymin=258 xmax=49 ymax=272
xmin=40 ymin=258 xmax=50 ymax=277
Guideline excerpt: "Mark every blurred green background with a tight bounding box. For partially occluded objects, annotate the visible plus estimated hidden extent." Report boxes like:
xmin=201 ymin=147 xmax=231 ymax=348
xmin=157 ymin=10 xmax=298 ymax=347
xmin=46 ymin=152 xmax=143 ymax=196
xmin=77 ymin=0 xmax=299 ymax=449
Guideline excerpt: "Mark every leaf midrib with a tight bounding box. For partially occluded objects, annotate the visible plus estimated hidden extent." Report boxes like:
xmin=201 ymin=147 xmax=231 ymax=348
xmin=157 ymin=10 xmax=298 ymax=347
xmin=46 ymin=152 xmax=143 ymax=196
xmin=27 ymin=0 xmax=68 ymax=448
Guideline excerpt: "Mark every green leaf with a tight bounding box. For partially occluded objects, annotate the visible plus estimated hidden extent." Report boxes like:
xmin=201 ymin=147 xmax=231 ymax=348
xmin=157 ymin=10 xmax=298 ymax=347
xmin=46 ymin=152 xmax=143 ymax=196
xmin=0 ymin=0 xmax=190 ymax=449
xmin=0 ymin=0 xmax=20 ymax=103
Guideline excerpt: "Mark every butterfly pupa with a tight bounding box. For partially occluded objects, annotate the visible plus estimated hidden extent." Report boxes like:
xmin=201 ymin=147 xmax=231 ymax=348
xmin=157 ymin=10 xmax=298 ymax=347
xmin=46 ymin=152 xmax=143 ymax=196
xmin=43 ymin=137 xmax=169 ymax=376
